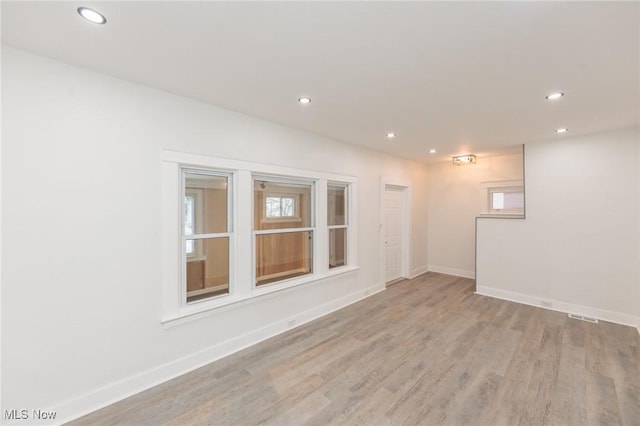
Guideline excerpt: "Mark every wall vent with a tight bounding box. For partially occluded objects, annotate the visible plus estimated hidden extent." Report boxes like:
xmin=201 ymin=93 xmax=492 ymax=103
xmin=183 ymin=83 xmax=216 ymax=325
xmin=568 ymin=313 xmax=598 ymax=323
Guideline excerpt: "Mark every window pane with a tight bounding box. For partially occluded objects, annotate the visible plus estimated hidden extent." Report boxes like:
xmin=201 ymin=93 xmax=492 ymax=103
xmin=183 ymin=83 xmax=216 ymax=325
xmin=503 ymin=192 xmax=524 ymax=210
xmin=185 ymin=173 xmax=228 ymax=234
xmin=255 ymin=231 xmax=313 ymax=286
xmin=491 ymin=189 xmax=524 ymax=211
xmin=329 ymin=228 xmax=347 ymax=268
xmin=266 ymin=197 xmax=282 ymax=217
xmin=254 ymin=180 xmax=312 ymax=230
xmin=185 ymin=237 xmax=229 ymax=303
xmin=328 ymin=185 xmax=347 ymax=226
xmin=492 ymin=192 xmax=505 ymax=210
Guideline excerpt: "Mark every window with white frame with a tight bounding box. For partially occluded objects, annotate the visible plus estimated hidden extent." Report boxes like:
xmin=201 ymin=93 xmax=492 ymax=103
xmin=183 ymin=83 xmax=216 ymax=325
xmin=162 ymin=150 xmax=358 ymax=323
xmin=328 ymin=183 xmax=349 ymax=269
xmin=254 ymin=178 xmax=314 ymax=286
xmin=183 ymin=170 xmax=232 ymax=303
xmin=488 ymin=185 xmax=524 ymax=214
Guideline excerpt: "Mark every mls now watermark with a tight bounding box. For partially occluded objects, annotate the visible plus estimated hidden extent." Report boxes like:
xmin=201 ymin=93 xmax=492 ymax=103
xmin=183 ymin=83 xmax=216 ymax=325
xmin=4 ymin=409 xmax=57 ymax=421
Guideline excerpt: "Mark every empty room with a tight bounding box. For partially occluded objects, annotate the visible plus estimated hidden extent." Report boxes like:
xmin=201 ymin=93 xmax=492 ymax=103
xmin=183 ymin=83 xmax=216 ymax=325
xmin=1 ymin=1 xmax=639 ymax=425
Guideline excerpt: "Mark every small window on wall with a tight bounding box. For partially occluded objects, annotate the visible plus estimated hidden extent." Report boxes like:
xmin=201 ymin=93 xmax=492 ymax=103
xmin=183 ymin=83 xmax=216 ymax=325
xmin=183 ymin=170 xmax=232 ymax=303
xmin=488 ymin=186 xmax=524 ymax=214
xmin=254 ymin=178 xmax=314 ymax=286
xmin=328 ymin=183 xmax=349 ymax=269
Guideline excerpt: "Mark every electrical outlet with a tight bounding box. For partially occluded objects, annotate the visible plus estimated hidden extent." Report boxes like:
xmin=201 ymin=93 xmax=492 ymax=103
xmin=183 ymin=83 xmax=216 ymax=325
xmin=541 ymin=300 xmax=552 ymax=308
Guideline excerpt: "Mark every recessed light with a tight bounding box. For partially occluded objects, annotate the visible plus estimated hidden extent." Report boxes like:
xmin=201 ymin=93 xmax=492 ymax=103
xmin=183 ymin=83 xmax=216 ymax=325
xmin=429 ymin=149 xmax=436 ymax=154
xmin=555 ymin=128 xmax=568 ymax=133
xmin=77 ymin=7 xmax=107 ymax=24
xmin=298 ymin=97 xmax=311 ymax=104
xmin=546 ymin=92 xmax=565 ymax=100
xmin=386 ymin=132 xmax=396 ymax=139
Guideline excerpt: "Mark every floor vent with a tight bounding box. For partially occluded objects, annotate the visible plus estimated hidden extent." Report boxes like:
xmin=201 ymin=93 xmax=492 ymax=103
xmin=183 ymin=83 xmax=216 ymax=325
xmin=568 ymin=313 xmax=598 ymax=323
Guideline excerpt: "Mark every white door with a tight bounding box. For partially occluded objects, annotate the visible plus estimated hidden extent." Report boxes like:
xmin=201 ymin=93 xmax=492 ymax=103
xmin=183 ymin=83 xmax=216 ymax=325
xmin=384 ymin=186 xmax=404 ymax=283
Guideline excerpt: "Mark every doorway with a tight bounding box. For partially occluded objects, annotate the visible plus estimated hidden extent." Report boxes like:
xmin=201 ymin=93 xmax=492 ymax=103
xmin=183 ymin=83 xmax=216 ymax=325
xmin=383 ymin=184 xmax=409 ymax=284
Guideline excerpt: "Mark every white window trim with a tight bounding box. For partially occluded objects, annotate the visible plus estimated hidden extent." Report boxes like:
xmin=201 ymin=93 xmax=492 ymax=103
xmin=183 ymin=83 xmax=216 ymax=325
xmin=181 ymin=168 xmax=234 ymax=305
xmin=161 ymin=150 xmax=358 ymax=326
xmin=480 ymin=180 xmax=525 ymax=217
xmin=327 ymin=181 xmax=350 ymax=270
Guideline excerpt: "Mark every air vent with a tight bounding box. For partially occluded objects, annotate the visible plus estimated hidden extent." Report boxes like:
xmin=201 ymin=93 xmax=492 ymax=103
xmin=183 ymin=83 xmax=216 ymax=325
xmin=568 ymin=313 xmax=598 ymax=323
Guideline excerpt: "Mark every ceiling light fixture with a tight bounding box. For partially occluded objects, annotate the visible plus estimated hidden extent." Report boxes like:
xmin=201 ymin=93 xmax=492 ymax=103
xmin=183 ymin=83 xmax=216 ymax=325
xmin=545 ymin=92 xmax=565 ymax=100
xmin=452 ymin=154 xmax=476 ymax=166
xmin=386 ymin=132 xmax=396 ymax=139
xmin=555 ymin=128 xmax=568 ymax=133
xmin=298 ymin=97 xmax=311 ymax=104
xmin=429 ymin=149 xmax=436 ymax=154
xmin=77 ymin=7 xmax=107 ymax=24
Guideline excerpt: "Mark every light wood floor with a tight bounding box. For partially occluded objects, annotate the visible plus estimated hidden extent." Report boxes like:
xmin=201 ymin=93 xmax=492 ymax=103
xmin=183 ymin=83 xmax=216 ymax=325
xmin=71 ymin=273 xmax=640 ymax=425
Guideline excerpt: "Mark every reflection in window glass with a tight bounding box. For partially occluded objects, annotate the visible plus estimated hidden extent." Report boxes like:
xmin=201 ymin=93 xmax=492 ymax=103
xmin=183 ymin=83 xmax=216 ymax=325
xmin=255 ymin=231 xmax=313 ymax=286
xmin=185 ymin=237 xmax=230 ymax=303
xmin=185 ymin=195 xmax=195 ymax=254
xmin=183 ymin=170 xmax=231 ymax=304
xmin=329 ymin=228 xmax=347 ymax=268
xmin=254 ymin=178 xmax=314 ymax=286
xmin=328 ymin=183 xmax=349 ymax=269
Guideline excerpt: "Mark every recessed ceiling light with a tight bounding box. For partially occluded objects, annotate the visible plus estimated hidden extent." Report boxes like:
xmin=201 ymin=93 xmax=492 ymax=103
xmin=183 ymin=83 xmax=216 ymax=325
xmin=298 ymin=97 xmax=311 ymax=104
xmin=546 ymin=92 xmax=565 ymax=100
xmin=77 ymin=7 xmax=107 ymax=24
xmin=429 ymin=149 xmax=436 ymax=154
xmin=555 ymin=128 xmax=568 ymax=133
xmin=386 ymin=132 xmax=396 ymax=139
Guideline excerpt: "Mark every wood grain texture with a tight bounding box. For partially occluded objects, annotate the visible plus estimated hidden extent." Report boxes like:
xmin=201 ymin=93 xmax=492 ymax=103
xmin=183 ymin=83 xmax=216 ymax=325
xmin=70 ymin=273 xmax=640 ymax=426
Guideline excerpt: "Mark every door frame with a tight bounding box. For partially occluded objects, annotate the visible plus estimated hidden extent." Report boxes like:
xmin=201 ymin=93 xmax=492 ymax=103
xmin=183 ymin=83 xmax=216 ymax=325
xmin=380 ymin=177 xmax=411 ymax=286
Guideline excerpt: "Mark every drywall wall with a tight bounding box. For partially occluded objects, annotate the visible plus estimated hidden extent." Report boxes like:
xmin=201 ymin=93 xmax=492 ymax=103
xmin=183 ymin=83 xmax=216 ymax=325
xmin=0 ymin=47 xmax=428 ymax=422
xmin=477 ymin=127 xmax=640 ymax=326
xmin=425 ymin=151 xmax=523 ymax=277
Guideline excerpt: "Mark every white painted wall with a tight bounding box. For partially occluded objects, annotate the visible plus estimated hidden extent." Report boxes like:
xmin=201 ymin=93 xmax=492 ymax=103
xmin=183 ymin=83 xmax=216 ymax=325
xmin=0 ymin=47 xmax=429 ymax=423
xmin=477 ymin=127 xmax=640 ymax=327
xmin=425 ymin=151 xmax=523 ymax=278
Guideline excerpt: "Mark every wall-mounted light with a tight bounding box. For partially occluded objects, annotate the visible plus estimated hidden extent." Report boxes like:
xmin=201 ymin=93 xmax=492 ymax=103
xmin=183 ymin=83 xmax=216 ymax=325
xmin=452 ymin=154 xmax=476 ymax=166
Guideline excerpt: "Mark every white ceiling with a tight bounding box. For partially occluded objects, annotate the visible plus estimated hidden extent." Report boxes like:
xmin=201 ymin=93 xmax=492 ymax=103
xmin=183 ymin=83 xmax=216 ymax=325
xmin=2 ymin=1 xmax=639 ymax=163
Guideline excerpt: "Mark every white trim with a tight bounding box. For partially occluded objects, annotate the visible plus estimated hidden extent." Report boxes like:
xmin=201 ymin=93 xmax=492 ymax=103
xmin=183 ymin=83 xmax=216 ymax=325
xmin=50 ymin=283 xmax=385 ymax=426
xmin=428 ymin=264 xmax=475 ymax=279
xmin=409 ymin=265 xmax=429 ymax=279
xmin=162 ymin=150 xmax=357 ymax=183
xmin=476 ymin=285 xmax=640 ymax=328
xmin=256 ymin=267 xmax=308 ymax=283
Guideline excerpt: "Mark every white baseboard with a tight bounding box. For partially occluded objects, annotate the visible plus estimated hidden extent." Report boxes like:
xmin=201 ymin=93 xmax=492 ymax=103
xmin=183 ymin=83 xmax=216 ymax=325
xmin=409 ymin=265 xmax=429 ymax=279
xmin=52 ymin=284 xmax=386 ymax=425
xmin=428 ymin=264 xmax=475 ymax=279
xmin=476 ymin=285 xmax=640 ymax=329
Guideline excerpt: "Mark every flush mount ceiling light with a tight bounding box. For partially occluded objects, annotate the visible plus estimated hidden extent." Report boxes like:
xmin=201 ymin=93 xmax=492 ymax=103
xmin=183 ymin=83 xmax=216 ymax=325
xmin=545 ymin=92 xmax=565 ymax=100
xmin=452 ymin=154 xmax=476 ymax=166
xmin=386 ymin=132 xmax=396 ymax=139
xmin=298 ymin=97 xmax=311 ymax=104
xmin=77 ymin=7 xmax=107 ymax=24
xmin=555 ymin=128 xmax=568 ymax=133
xmin=429 ymin=149 xmax=436 ymax=154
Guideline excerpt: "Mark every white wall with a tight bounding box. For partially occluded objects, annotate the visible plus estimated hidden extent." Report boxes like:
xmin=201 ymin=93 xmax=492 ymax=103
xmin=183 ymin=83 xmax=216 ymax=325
xmin=425 ymin=151 xmax=523 ymax=278
xmin=477 ymin=127 xmax=640 ymax=326
xmin=0 ymin=47 xmax=429 ymax=423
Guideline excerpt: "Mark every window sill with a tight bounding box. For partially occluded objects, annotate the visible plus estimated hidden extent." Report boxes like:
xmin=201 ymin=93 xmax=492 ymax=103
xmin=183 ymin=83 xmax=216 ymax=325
xmin=478 ymin=213 xmax=525 ymax=219
xmin=161 ymin=265 xmax=359 ymax=328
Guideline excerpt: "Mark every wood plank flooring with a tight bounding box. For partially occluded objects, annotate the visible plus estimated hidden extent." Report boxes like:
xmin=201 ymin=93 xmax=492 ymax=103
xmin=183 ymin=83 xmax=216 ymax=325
xmin=70 ymin=273 xmax=640 ymax=425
